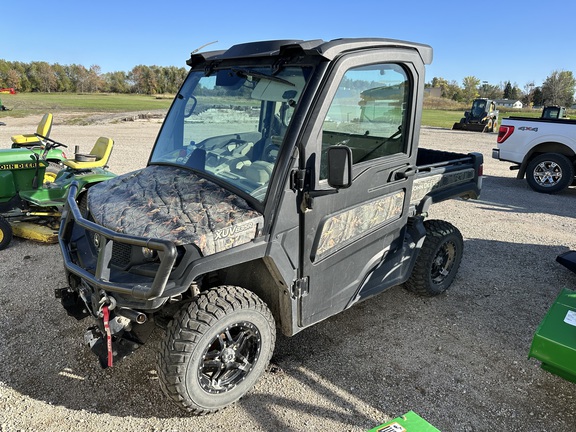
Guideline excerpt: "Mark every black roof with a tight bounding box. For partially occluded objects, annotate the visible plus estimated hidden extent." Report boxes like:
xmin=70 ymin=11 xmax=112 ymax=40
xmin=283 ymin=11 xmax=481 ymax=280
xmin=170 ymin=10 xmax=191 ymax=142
xmin=187 ymin=38 xmax=433 ymax=68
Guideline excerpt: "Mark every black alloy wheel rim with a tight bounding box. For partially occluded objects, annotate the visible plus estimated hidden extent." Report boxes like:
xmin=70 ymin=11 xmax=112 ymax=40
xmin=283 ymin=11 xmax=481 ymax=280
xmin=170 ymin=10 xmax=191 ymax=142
xmin=198 ymin=322 xmax=262 ymax=394
xmin=431 ymin=241 xmax=456 ymax=284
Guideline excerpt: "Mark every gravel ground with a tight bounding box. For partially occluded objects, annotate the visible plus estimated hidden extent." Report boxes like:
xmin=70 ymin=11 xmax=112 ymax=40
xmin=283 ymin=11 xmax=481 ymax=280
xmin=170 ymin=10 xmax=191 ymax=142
xmin=1 ymin=114 xmax=576 ymax=431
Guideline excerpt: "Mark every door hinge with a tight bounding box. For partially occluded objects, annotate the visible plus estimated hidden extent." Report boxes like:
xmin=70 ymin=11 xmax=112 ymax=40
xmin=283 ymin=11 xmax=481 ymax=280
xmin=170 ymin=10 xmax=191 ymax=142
xmin=292 ymin=277 xmax=309 ymax=298
xmin=290 ymin=169 xmax=307 ymax=191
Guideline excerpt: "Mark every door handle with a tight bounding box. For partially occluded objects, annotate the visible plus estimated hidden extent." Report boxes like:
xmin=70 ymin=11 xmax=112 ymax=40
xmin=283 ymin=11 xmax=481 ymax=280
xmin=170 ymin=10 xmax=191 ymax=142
xmin=394 ymin=166 xmax=416 ymax=180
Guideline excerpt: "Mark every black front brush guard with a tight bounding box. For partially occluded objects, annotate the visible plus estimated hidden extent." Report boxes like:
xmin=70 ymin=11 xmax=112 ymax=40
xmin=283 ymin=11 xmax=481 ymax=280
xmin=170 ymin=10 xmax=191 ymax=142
xmin=59 ymin=182 xmax=178 ymax=300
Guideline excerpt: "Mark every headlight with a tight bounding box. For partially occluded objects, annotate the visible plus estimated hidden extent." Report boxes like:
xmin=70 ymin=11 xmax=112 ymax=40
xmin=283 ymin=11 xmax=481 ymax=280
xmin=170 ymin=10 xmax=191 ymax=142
xmin=142 ymin=247 xmax=157 ymax=260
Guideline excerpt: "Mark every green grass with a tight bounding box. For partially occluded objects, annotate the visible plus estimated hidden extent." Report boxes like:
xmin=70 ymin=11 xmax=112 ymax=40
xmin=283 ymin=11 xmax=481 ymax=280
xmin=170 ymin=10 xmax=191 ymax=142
xmin=421 ymin=110 xmax=463 ymax=128
xmin=1 ymin=92 xmax=574 ymax=128
xmin=0 ymin=92 xmax=173 ymax=118
xmin=421 ymin=107 xmax=576 ymax=129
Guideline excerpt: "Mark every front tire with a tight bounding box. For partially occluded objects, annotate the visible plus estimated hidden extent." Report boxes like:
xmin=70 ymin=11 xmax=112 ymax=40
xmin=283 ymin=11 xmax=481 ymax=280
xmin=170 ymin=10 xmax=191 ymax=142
xmin=405 ymin=220 xmax=464 ymax=296
xmin=157 ymin=286 xmax=276 ymax=415
xmin=526 ymin=153 xmax=574 ymax=194
xmin=0 ymin=216 xmax=13 ymax=250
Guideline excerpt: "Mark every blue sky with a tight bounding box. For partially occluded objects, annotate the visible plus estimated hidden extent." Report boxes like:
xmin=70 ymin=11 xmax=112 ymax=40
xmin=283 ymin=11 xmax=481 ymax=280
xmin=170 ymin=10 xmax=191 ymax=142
xmin=3 ymin=0 xmax=574 ymax=89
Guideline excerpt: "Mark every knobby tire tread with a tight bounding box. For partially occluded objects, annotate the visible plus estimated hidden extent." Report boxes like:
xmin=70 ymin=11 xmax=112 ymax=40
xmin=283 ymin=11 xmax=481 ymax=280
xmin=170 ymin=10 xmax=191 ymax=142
xmin=157 ymin=285 xmax=275 ymax=415
xmin=405 ymin=219 xmax=463 ymax=296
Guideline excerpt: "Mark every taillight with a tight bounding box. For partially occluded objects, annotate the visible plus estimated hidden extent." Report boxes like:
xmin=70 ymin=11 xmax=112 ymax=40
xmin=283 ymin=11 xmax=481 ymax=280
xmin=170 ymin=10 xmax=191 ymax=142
xmin=497 ymin=125 xmax=514 ymax=143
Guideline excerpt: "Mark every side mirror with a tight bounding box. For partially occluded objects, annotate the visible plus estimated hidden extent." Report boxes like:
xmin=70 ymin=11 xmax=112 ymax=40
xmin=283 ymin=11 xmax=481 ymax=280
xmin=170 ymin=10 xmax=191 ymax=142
xmin=327 ymin=146 xmax=353 ymax=189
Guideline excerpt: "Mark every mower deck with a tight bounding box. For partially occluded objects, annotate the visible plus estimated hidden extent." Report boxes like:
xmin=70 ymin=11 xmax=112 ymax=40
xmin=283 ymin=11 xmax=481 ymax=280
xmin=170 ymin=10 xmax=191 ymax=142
xmin=10 ymin=221 xmax=59 ymax=244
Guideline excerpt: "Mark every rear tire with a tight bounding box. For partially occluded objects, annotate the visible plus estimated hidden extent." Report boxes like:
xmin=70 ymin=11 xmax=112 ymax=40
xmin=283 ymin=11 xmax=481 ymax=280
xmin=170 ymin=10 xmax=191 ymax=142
xmin=157 ymin=286 xmax=276 ymax=415
xmin=526 ymin=153 xmax=574 ymax=194
xmin=0 ymin=216 xmax=13 ymax=250
xmin=405 ymin=220 xmax=463 ymax=296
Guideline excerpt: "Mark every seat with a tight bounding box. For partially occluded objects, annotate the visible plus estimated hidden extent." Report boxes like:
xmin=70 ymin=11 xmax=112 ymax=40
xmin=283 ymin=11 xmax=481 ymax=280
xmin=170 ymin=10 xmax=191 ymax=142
xmin=62 ymin=137 xmax=114 ymax=170
xmin=243 ymin=161 xmax=273 ymax=185
xmin=11 ymin=113 xmax=53 ymax=146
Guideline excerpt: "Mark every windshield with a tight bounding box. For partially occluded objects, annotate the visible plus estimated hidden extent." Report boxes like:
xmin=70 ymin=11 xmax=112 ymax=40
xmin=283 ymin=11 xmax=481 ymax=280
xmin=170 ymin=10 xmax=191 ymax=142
xmin=150 ymin=66 xmax=309 ymax=202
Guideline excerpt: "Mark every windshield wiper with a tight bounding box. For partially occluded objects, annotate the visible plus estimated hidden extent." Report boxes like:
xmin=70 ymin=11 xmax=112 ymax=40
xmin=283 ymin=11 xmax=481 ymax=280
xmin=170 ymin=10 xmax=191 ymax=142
xmin=231 ymin=68 xmax=295 ymax=87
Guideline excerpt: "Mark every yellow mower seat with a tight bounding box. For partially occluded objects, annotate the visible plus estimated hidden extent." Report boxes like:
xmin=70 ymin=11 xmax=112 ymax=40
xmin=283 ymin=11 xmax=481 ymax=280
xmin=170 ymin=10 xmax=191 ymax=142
xmin=63 ymin=137 xmax=114 ymax=170
xmin=11 ymin=113 xmax=53 ymax=145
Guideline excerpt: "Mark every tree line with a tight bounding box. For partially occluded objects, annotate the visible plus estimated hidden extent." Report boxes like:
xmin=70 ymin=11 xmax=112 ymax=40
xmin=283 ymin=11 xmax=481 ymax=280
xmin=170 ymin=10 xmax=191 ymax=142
xmin=0 ymin=60 xmax=188 ymax=95
xmin=427 ymin=70 xmax=576 ymax=107
xmin=2 ymin=59 xmax=575 ymax=108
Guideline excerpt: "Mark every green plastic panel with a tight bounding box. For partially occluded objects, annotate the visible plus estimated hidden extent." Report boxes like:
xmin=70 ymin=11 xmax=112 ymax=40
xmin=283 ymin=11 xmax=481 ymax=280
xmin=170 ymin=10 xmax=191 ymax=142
xmin=529 ymin=288 xmax=576 ymax=383
xmin=367 ymin=411 xmax=441 ymax=432
xmin=0 ymin=170 xmax=16 ymax=199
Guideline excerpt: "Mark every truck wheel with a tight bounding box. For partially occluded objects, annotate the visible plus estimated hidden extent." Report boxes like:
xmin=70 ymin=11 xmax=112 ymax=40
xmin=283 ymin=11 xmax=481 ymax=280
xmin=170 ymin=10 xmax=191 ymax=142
xmin=405 ymin=220 xmax=463 ymax=296
xmin=0 ymin=216 xmax=13 ymax=250
xmin=157 ymin=286 xmax=276 ymax=414
xmin=526 ymin=153 xmax=574 ymax=194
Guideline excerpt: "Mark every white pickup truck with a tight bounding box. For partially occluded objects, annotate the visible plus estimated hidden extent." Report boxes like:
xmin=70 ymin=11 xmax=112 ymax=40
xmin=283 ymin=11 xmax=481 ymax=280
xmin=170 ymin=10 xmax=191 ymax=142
xmin=492 ymin=116 xmax=576 ymax=193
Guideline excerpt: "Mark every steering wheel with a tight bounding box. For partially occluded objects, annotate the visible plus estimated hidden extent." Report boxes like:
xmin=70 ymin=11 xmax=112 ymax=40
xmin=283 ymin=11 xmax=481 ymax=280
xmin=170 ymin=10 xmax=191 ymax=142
xmin=35 ymin=133 xmax=68 ymax=149
xmin=226 ymin=138 xmax=247 ymax=146
xmin=225 ymin=138 xmax=250 ymax=156
xmin=263 ymin=143 xmax=280 ymax=162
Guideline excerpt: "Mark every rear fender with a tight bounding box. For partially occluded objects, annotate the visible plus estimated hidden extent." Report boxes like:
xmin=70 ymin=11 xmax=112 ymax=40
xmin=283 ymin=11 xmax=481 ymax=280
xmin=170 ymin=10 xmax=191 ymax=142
xmin=519 ymin=142 xmax=576 ymax=178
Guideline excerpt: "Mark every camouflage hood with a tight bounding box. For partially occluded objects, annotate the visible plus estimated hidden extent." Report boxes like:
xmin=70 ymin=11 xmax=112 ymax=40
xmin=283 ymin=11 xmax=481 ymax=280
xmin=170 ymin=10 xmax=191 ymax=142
xmin=87 ymin=165 xmax=263 ymax=255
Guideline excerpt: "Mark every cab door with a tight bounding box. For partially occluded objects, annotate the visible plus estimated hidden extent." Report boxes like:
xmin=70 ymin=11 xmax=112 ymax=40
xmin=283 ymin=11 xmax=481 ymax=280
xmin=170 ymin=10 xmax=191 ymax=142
xmin=298 ymin=50 xmax=425 ymax=328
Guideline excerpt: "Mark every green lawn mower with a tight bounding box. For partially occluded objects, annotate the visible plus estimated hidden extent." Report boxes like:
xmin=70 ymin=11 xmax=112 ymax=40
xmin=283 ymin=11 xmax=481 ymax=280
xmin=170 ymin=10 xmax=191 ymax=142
xmin=0 ymin=134 xmax=116 ymax=250
xmin=9 ymin=113 xmax=68 ymax=183
xmin=529 ymin=251 xmax=576 ymax=383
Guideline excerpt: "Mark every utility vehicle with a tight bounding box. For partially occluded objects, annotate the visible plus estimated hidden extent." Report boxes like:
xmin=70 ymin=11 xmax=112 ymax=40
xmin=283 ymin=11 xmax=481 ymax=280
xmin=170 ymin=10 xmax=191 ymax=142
xmin=0 ymin=135 xmax=115 ymax=249
xmin=57 ymin=38 xmax=483 ymax=414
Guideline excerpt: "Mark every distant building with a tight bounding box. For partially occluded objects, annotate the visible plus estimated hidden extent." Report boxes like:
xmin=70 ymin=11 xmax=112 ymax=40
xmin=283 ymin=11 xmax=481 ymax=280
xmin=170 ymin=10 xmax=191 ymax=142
xmin=495 ymin=99 xmax=523 ymax=109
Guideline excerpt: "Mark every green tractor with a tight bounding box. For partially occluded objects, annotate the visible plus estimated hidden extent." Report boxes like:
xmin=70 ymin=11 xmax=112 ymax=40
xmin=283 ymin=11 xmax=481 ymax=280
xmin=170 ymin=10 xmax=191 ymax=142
xmin=0 ymin=135 xmax=116 ymax=250
xmin=452 ymin=98 xmax=499 ymax=132
xmin=9 ymin=113 xmax=68 ymax=182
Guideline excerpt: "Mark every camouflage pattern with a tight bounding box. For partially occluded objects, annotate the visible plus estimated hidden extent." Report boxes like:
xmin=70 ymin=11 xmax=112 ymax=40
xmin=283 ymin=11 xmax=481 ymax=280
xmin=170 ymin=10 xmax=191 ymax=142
xmin=315 ymin=191 xmax=405 ymax=259
xmin=410 ymin=168 xmax=475 ymax=205
xmin=87 ymin=165 xmax=263 ymax=255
